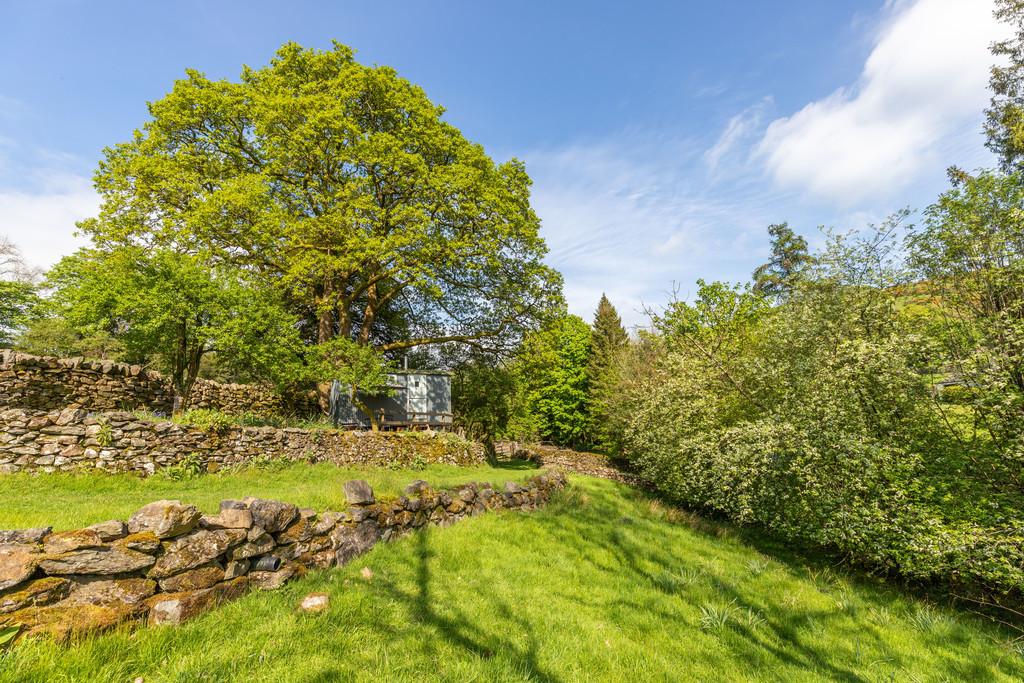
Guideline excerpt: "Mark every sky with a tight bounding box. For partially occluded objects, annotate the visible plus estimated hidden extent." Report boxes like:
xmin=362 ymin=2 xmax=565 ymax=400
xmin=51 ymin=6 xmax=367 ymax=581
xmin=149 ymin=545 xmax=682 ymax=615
xmin=0 ymin=0 xmax=1009 ymax=327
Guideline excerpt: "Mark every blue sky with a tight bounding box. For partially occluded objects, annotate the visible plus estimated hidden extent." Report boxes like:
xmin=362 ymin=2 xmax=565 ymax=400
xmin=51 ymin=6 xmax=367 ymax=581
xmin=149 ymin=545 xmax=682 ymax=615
xmin=0 ymin=0 xmax=1006 ymax=326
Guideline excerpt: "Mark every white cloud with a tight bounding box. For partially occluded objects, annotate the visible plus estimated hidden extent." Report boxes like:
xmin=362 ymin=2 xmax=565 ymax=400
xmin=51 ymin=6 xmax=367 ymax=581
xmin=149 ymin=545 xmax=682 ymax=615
xmin=758 ymin=0 xmax=1004 ymax=204
xmin=0 ymin=173 xmax=97 ymax=271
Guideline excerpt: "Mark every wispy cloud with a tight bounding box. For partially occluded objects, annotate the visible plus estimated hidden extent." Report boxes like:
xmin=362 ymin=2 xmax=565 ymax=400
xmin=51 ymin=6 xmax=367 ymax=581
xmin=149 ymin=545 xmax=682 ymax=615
xmin=524 ymin=134 xmax=783 ymax=327
xmin=757 ymin=0 xmax=1003 ymax=204
xmin=703 ymin=96 xmax=773 ymax=175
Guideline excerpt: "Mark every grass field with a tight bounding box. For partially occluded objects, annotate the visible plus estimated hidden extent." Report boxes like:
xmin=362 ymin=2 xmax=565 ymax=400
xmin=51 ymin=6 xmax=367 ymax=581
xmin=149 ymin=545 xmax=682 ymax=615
xmin=0 ymin=460 xmax=540 ymax=531
xmin=2 ymin=474 xmax=1022 ymax=682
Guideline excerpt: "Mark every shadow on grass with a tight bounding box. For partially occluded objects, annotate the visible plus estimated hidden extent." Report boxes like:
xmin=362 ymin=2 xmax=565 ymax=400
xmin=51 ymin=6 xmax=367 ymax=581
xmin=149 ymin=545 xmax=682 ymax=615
xmin=290 ymin=477 xmax=1021 ymax=681
xmin=490 ymin=458 xmax=542 ymax=472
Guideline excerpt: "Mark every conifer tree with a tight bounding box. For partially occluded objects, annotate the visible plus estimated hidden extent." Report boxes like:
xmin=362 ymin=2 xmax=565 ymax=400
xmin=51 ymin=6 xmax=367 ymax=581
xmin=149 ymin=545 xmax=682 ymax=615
xmin=587 ymin=294 xmax=629 ymax=452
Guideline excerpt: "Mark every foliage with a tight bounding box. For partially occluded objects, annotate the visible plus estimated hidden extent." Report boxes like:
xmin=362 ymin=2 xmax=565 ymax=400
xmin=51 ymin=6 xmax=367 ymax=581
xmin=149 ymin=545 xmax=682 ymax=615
xmin=79 ymin=41 xmax=562 ymax=375
xmin=0 ymin=281 xmax=38 ymax=348
xmin=451 ymin=356 xmax=525 ymax=442
xmin=310 ymin=337 xmax=392 ymax=429
xmin=13 ymin=317 xmax=124 ymax=361
xmin=0 ymin=237 xmax=39 ymax=348
xmin=987 ymin=0 xmax=1024 ymax=171
xmin=2 ymin=478 xmax=1021 ymax=681
xmin=0 ymin=625 xmax=19 ymax=652
xmin=909 ymin=169 xmax=1024 ymax=454
xmin=610 ymin=217 xmax=1024 ymax=599
xmin=514 ymin=314 xmax=592 ymax=447
xmin=586 ymin=294 xmax=629 ymax=452
xmin=45 ymin=246 xmax=303 ymax=411
xmin=156 ymin=452 xmax=206 ymax=481
xmin=173 ymin=409 xmax=235 ymax=435
xmin=751 ymin=222 xmax=812 ymax=300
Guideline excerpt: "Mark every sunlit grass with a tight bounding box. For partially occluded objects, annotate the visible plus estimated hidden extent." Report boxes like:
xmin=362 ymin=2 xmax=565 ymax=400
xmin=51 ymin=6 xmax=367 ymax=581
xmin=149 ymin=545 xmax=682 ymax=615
xmin=2 ymin=476 xmax=1022 ymax=681
xmin=0 ymin=460 xmax=540 ymax=530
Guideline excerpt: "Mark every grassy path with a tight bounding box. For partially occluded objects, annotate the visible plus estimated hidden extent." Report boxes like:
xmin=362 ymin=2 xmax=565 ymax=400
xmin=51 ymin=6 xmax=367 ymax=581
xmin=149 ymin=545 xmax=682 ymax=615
xmin=2 ymin=475 xmax=1021 ymax=681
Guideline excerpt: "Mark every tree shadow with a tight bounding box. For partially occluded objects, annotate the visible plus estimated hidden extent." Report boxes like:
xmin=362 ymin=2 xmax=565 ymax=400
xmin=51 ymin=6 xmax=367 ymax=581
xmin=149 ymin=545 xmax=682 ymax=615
xmin=359 ymin=527 xmax=560 ymax=682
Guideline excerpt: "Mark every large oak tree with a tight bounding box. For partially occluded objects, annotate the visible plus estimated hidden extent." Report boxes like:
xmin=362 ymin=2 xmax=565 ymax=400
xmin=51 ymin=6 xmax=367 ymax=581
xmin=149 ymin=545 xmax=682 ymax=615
xmin=81 ymin=42 xmax=563 ymax=400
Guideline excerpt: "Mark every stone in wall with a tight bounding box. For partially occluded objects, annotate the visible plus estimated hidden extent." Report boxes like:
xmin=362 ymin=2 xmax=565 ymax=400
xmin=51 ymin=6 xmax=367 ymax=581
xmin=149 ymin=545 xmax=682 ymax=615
xmin=0 ymin=470 xmax=568 ymax=642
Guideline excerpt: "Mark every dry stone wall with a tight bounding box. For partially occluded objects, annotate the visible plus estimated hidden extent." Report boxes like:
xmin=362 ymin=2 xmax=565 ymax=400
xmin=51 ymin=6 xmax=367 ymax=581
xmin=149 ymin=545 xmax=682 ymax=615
xmin=0 ymin=350 xmax=317 ymax=417
xmin=0 ymin=471 xmax=567 ymax=642
xmin=0 ymin=407 xmax=484 ymax=475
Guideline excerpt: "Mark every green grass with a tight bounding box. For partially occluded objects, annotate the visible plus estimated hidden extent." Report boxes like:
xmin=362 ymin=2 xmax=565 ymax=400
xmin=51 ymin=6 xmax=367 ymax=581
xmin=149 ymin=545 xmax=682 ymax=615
xmin=3 ymin=476 xmax=1022 ymax=681
xmin=0 ymin=461 xmax=540 ymax=531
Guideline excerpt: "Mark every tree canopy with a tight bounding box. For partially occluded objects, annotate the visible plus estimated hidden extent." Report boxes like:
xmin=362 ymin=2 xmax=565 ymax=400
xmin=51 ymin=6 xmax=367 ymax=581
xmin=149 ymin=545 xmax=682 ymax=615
xmin=81 ymin=42 xmax=562 ymax=366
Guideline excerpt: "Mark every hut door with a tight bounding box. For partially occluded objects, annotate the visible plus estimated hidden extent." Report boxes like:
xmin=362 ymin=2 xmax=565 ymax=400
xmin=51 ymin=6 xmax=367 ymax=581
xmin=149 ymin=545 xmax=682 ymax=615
xmin=408 ymin=377 xmax=429 ymax=423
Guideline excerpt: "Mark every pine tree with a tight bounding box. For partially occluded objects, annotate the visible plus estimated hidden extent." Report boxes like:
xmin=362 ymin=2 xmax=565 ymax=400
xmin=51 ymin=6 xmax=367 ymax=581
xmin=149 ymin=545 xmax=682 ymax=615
xmin=751 ymin=223 xmax=810 ymax=300
xmin=587 ymin=294 xmax=629 ymax=452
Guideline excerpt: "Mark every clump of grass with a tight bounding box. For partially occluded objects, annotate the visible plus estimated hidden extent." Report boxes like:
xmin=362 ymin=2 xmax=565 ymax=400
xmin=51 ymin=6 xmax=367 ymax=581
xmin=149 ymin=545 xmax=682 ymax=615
xmin=745 ymin=559 xmax=769 ymax=576
xmin=699 ymin=601 xmax=740 ymax=631
xmin=653 ymin=568 xmax=703 ymax=594
xmin=907 ymin=605 xmax=953 ymax=634
xmin=742 ymin=608 xmax=767 ymax=629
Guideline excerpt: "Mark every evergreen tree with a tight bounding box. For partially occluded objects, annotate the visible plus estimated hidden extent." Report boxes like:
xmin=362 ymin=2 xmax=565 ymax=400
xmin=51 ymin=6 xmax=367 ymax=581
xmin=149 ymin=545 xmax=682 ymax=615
xmin=587 ymin=294 xmax=629 ymax=453
xmin=751 ymin=223 xmax=811 ymax=300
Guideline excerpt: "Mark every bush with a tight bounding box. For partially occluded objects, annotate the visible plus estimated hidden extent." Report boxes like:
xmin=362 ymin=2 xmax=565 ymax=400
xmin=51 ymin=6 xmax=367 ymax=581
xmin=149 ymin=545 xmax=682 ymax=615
xmin=174 ymin=408 xmax=235 ymax=434
xmin=609 ymin=223 xmax=1024 ymax=599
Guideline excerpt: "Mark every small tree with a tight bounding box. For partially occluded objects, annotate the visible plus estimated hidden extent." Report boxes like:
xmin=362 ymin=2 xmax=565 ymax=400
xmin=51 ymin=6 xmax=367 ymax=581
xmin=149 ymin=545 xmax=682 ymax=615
xmin=312 ymin=338 xmax=392 ymax=430
xmin=515 ymin=314 xmax=592 ymax=448
xmin=986 ymin=0 xmax=1024 ymax=171
xmin=47 ymin=247 xmax=303 ymax=412
xmin=751 ymin=223 xmax=811 ymax=300
xmin=0 ymin=237 xmax=39 ymax=347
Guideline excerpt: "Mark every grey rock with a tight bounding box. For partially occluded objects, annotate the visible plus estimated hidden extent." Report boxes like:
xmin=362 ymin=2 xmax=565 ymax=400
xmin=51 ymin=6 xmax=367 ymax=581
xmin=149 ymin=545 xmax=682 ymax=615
xmin=231 ymin=531 xmax=275 ymax=560
xmin=199 ymin=508 xmax=253 ymax=530
xmin=224 ymin=559 xmax=249 ymax=580
xmin=157 ymin=563 xmax=224 ymax=592
xmin=67 ymin=576 xmax=156 ymax=606
xmin=243 ymin=498 xmax=298 ymax=533
xmin=39 ymin=546 xmax=155 ymax=576
xmin=0 ymin=544 xmax=41 ymax=591
xmin=249 ymin=563 xmax=297 ymax=590
xmin=299 ymin=592 xmax=329 ymax=613
xmin=0 ymin=577 xmax=71 ymax=614
xmin=0 ymin=527 xmax=51 ymax=545
xmin=403 ymin=479 xmax=430 ymax=496
xmin=311 ymin=511 xmax=344 ymax=535
xmin=150 ymin=529 xmax=246 ymax=578
xmin=331 ymin=520 xmax=380 ymax=566
xmin=148 ymin=577 xmax=249 ymax=626
xmin=127 ymin=500 xmax=201 ymax=538
xmin=86 ymin=520 xmax=128 ymax=542
xmin=343 ymin=480 xmax=375 ymax=505
xmin=43 ymin=528 xmax=104 ymax=554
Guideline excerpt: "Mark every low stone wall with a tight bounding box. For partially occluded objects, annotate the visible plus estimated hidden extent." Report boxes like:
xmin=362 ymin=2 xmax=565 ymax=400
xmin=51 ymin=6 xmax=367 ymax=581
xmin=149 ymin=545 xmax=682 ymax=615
xmin=0 ymin=408 xmax=484 ymax=475
xmin=0 ymin=350 xmax=317 ymax=417
xmin=0 ymin=471 xmax=567 ymax=642
xmin=497 ymin=442 xmax=640 ymax=485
